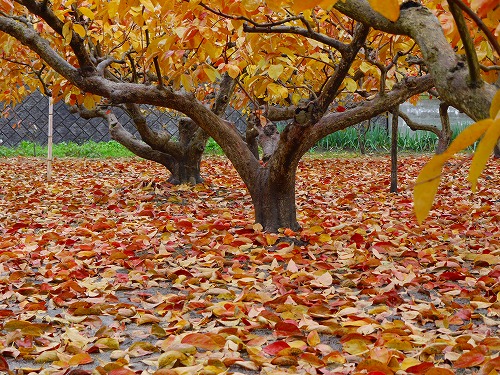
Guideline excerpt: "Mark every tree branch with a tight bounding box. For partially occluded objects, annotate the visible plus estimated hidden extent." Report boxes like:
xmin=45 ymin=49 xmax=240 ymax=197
xmin=0 ymin=15 xmax=82 ymax=83
xmin=447 ymin=0 xmax=500 ymax=58
xmin=243 ymin=23 xmax=349 ymax=55
xmin=398 ymin=111 xmax=441 ymax=136
xmin=333 ymin=0 xmax=497 ymax=121
xmin=313 ymin=74 xmax=435 ymax=142
xmin=316 ymin=22 xmax=369 ymax=113
xmin=16 ymin=0 xmax=94 ymax=71
xmin=447 ymin=0 xmax=482 ymax=87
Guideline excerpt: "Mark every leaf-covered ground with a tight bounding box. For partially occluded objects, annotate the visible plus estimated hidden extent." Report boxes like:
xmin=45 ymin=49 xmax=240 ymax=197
xmin=0 ymin=155 xmax=499 ymax=375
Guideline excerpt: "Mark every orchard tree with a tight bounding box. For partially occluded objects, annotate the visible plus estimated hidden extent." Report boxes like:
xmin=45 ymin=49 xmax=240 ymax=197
xmin=0 ymin=0 xmax=498 ymax=231
xmin=73 ymin=73 xmax=236 ymax=184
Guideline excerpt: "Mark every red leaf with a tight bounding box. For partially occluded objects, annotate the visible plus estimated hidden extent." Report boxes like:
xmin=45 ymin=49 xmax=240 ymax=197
xmin=351 ymin=233 xmax=364 ymax=245
xmin=336 ymin=105 xmax=346 ymax=112
xmin=439 ymin=271 xmax=466 ymax=281
xmin=0 ymin=355 xmax=9 ymax=371
xmin=274 ymin=321 xmax=302 ymax=337
xmin=263 ymin=341 xmax=290 ymax=355
xmin=372 ymin=289 xmax=404 ymax=307
xmin=454 ymin=350 xmax=485 ymax=368
xmin=406 ymin=362 xmax=434 ymax=374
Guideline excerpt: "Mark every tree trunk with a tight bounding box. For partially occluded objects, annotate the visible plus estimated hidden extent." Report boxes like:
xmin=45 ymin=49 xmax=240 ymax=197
xmin=167 ymin=118 xmax=207 ymax=184
xmin=435 ymin=103 xmax=452 ymax=154
xmin=249 ymin=168 xmax=300 ymax=232
xmin=168 ymin=154 xmax=203 ymax=185
xmin=356 ymin=120 xmax=369 ymax=154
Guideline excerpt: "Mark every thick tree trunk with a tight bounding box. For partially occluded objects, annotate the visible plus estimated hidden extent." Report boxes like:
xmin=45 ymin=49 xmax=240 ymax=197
xmin=168 ymin=118 xmax=207 ymax=184
xmin=249 ymin=168 xmax=300 ymax=232
xmin=168 ymin=155 xmax=203 ymax=185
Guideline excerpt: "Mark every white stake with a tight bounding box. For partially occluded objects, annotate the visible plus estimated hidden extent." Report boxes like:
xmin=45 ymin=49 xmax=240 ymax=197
xmin=47 ymin=95 xmax=53 ymax=182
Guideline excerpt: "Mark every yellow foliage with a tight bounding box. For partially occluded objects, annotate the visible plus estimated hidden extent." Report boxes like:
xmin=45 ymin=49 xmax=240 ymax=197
xmin=414 ymin=90 xmax=500 ymax=223
xmin=368 ymin=0 xmax=400 ymax=22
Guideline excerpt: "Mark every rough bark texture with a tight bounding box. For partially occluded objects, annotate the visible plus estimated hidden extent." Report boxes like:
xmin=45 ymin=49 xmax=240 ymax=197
xmin=171 ymin=118 xmax=207 ymax=185
xmin=250 ymin=168 xmax=299 ymax=232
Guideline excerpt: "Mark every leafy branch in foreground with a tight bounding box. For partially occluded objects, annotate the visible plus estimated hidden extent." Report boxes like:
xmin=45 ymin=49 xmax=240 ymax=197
xmin=414 ymin=89 xmax=500 ymax=223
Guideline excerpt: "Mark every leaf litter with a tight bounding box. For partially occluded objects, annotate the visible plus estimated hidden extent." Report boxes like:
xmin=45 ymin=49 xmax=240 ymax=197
xmin=0 ymin=155 xmax=499 ymax=375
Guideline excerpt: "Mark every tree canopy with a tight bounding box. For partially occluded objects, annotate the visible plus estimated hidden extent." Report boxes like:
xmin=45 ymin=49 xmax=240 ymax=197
xmin=0 ymin=0 xmax=499 ymax=230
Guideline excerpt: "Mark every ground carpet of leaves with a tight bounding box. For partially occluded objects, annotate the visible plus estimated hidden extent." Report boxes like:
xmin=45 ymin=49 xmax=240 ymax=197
xmin=0 ymin=155 xmax=499 ymax=375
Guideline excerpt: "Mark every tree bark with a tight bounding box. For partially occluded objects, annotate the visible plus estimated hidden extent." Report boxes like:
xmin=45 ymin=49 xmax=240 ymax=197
xmin=170 ymin=118 xmax=208 ymax=184
xmin=249 ymin=168 xmax=300 ymax=232
xmin=436 ymin=103 xmax=452 ymax=154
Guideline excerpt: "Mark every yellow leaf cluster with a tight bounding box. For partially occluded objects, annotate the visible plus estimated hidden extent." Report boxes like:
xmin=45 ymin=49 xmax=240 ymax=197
xmin=368 ymin=0 xmax=400 ymax=22
xmin=414 ymin=89 xmax=500 ymax=223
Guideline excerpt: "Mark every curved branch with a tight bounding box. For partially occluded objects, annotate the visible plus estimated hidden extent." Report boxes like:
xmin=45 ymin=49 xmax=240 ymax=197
xmin=447 ymin=0 xmax=481 ymax=87
xmin=447 ymin=0 xmax=500 ymax=58
xmin=317 ymin=22 xmax=369 ymax=112
xmin=107 ymin=113 xmax=177 ymax=170
xmin=313 ymin=74 xmax=435 ymax=142
xmin=398 ymin=111 xmax=441 ymax=136
xmin=16 ymin=0 xmax=94 ymax=71
xmin=243 ymin=24 xmax=349 ymax=55
xmin=123 ymin=103 xmax=180 ymax=157
xmin=0 ymin=15 xmax=82 ymax=83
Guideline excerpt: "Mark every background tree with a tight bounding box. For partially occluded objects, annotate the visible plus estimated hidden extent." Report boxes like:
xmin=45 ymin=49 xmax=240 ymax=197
xmin=0 ymin=0 xmax=498 ymax=231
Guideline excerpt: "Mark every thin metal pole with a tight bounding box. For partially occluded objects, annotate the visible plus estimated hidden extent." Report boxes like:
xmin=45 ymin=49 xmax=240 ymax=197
xmin=390 ymin=106 xmax=399 ymax=193
xmin=47 ymin=95 xmax=53 ymax=182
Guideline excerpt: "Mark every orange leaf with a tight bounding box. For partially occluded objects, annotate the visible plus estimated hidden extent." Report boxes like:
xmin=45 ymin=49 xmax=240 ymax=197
xmin=413 ymin=153 xmax=447 ymax=223
xmin=468 ymin=119 xmax=500 ymax=191
xmin=454 ymin=350 xmax=485 ymax=368
xmin=292 ymin=0 xmax=339 ymax=12
xmin=68 ymin=352 xmax=93 ymax=366
xmin=181 ymin=333 xmax=225 ymax=350
xmin=357 ymin=359 xmax=394 ymax=374
xmin=307 ymin=330 xmax=321 ymax=347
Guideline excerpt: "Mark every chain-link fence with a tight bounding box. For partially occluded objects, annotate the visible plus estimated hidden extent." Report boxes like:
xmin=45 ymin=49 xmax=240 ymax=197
xmin=0 ymin=91 xmax=396 ymax=149
xmin=0 ymin=91 xmax=249 ymax=147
